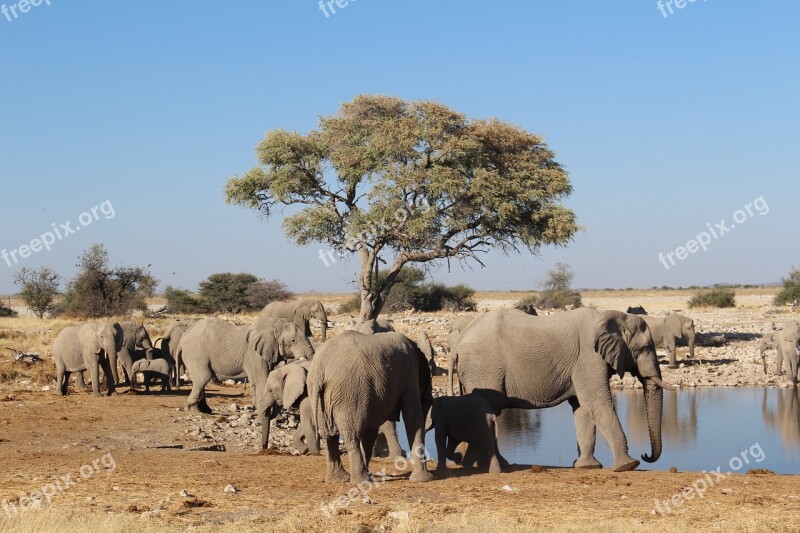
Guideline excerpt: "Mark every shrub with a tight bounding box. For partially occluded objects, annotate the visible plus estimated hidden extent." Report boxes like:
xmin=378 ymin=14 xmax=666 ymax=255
xmin=535 ymin=288 xmax=582 ymax=310
xmin=338 ymin=294 xmax=361 ymax=314
xmin=63 ymin=245 xmax=158 ymax=318
xmin=246 ymin=280 xmax=295 ymax=309
xmin=0 ymin=305 xmax=17 ymax=318
xmin=199 ymin=273 xmax=260 ymax=313
xmin=13 ymin=267 xmax=61 ymax=319
xmin=688 ymin=288 xmax=736 ymax=308
xmin=164 ymin=286 xmax=208 ymax=314
xmin=520 ymin=263 xmax=583 ymax=310
xmin=774 ymin=267 xmax=800 ymax=306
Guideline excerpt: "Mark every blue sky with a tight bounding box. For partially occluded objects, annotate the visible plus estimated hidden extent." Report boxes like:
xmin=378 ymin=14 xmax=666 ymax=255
xmin=1 ymin=1 xmax=797 ymax=294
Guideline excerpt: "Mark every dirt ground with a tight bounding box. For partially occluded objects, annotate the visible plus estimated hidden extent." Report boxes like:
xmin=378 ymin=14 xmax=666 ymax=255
xmin=1 ymin=290 xmax=799 ymax=532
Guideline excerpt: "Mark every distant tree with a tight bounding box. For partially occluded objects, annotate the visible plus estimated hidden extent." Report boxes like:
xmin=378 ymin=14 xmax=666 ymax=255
xmin=225 ymin=95 xmax=578 ymax=321
xmin=199 ymin=273 xmax=260 ymax=313
xmin=774 ymin=267 xmax=800 ymax=306
xmin=63 ymin=245 xmax=158 ymax=318
xmin=535 ymin=263 xmax=582 ymax=309
xmin=688 ymin=288 xmax=736 ymax=309
xmin=13 ymin=267 xmax=61 ymax=319
xmin=245 ymin=279 xmax=295 ymax=309
xmin=0 ymin=305 xmax=17 ymax=317
xmin=164 ymin=286 xmax=208 ymax=314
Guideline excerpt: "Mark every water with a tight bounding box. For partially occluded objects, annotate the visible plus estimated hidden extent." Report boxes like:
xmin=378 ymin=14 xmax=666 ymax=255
xmin=408 ymin=388 xmax=800 ymax=474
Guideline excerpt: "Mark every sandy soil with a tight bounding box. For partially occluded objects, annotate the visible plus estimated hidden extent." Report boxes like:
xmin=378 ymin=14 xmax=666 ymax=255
xmin=1 ymin=290 xmax=799 ymax=532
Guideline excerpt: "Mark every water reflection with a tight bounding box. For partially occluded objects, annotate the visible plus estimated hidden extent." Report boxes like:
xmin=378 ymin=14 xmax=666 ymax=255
xmin=762 ymin=387 xmax=800 ymax=449
xmin=624 ymin=389 xmax=697 ymax=451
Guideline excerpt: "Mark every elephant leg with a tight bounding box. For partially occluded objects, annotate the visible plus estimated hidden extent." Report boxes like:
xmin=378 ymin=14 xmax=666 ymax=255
xmin=569 ymin=397 xmax=603 ymax=469
xmin=324 ymin=435 xmax=349 ymax=483
xmin=434 ymin=426 xmax=449 ymax=472
xmin=378 ymin=420 xmax=406 ymax=459
xmin=259 ymin=412 xmax=271 ymax=450
xmin=400 ymin=389 xmax=433 ymax=482
xmin=57 ymin=368 xmax=69 ymax=396
xmin=361 ymin=427 xmax=379 ymax=467
xmin=100 ymin=356 xmax=117 ymax=396
xmin=483 ymin=417 xmax=503 ymax=474
xmin=86 ymin=356 xmax=102 ymax=397
xmin=299 ymin=400 xmax=320 ymax=454
xmin=186 ymin=364 xmax=213 ymax=413
xmin=343 ymin=433 xmax=370 ymax=485
xmin=776 ymin=345 xmax=784 ymax=376
xmin=293 ymin=429 xmax=309 ymax=455
xmin=581 ymin=392 xmax=638 ymax=472
xmin=666 ymin=338 xmax=678 ymax=369
xmin=75 ymin=371 xmax=88 ymax=390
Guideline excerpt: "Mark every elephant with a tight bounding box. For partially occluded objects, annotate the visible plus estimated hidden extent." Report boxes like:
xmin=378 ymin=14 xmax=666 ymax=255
xmin=762 ymin=387 xmax=800 ymax=447
xmin=251 ymin=360 xmax=320 ymax=454
xmin=260 ymin=299 xmax=328 ymax=342
xmin=640 ymin=314 xmax=696 ymax=369
xmin=53 ymin=323 xmax=118 ymax=397
xmin=131 ymin=358 xmax=172 ymax=393
xmin=111 ymin=322 xmax=155 ymax=386
xmin=161 ymin=320 xmax=195 ymax=387
xmin=455 ymin=308 xmax=673 ymax=472
xmin=772 ymin=322 xmax=800 ymax=385
xmin=356 ymin=318 xmax=395 ymax=334
xmin=178 ymin=316 xmax=315 ymax=421
xmin=430 ymin=394 xmax=502 ymax=474
xmin=626 ymin=306 xmax=648 ymax=315
xmin=446 ymin=316 xmax=475 ymax=396
xmin=308 ymin=331 xmax=434 ymax=484
xmin=760 ymin=331 xmax=778 ymax=375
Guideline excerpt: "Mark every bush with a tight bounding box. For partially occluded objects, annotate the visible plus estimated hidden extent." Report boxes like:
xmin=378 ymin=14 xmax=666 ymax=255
xmin=164 ymin=286 xmax=208 ymax=314
xmin=774 ymin=267 xmax=800 ymax=306
xmin=0 ymin=305 xmax=17 ymax=318
xmin=688 ymin=288 xmax=736 ymax=308
xmin=63 ymin=245 xmax=158 ymax=318
xmin=199 ymin=273 xmax=260 ymax=313
xmin=517 ymin=263 xmax=582 ymax=310
xmin=338 ymin=294 xmax=361 ymax=314
xmin=535 ymin=288 xmax=582 ymax=310
xmin=246 ymin=280 xmax=295 ymax=309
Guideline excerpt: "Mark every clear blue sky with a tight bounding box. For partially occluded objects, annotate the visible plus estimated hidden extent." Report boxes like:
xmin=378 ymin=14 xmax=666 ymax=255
xmin=1 ymin=1 xmax=797 ymax=295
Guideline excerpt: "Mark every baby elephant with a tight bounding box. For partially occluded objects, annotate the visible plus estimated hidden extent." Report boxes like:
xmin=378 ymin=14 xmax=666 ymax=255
xmin=431 ymin=394 xmax=502 ymax=474
xmin=131 ymin=359 xmax=172 ymax=393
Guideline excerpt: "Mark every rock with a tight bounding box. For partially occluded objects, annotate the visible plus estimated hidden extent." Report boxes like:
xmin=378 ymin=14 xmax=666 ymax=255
xmin=530 ymin=465 xmax=544 ymax=473
xmin=141 ymin=510 xmax=161 ymax=518
xmin=388 ymin=511 xmax=411 ymax=520
xmin=669 ymin=466 xmax=678 ymax=473
xmin=721 ymin=488 xmax=732 ymax=495
xmin=224 ymin=484 xmax=239 ymax=494
xmin=362 ymin=496 xmax=373 ymax=504
xmin=501 ymin=485 xmax=519 ymax=493
xmin=180 ymin=489 xmax=193 ymax=498
xmin=228 ymin=403 xmax=239 ymax=412
xmin=223 ymin=379 xmax=236 ymax=386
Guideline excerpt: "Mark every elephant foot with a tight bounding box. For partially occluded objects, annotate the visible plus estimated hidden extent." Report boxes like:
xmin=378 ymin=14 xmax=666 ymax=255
xmin=612 ymin=459 xmax=640 ymax=472
xmin=107 ymin=390 xmax=118 ymax=397
xmin=488 ymin=462 xmax=503 ymax=474
xmin=409 ymin=469 xmax=434 ymax=483
xmin=92 ymin=392 xmax=102 ymax=397
xmin=573 ymin=457 xmax=603 ymax=469
xmin=326 ymin=468 xmax=350 ymax=483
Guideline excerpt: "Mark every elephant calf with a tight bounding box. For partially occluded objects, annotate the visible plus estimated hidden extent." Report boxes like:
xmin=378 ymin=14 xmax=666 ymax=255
xmin=131 ymin=359 xmax=171 ymax=393
xmin=431 ymin=394 xmax=502 ymax=474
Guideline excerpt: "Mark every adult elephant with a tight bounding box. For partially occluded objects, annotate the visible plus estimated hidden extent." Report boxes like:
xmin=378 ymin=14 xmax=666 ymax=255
xmin=308 ymin=331 xmax=433 ymax=484
xmin=260 ymin=300 xmax=328 ymax=342
xmin=53 ymin=323 xmax=119 ymax=397
xmin=640 ymin=314 xmax=696 ymax=369
xmin=447 ymin=316 xmax=475 ymax=396
xmin=179 ymin=316 xmax=314 ymax=414
xmin=112 ymin=322 xmax=155 ymax=386
xmin=456 ymin=308 xmax=673 ymax=472
xmin=773 ymin=321 xmax=800 ymax=385
xmin=161 ymin=320 xmax=195 ymax=387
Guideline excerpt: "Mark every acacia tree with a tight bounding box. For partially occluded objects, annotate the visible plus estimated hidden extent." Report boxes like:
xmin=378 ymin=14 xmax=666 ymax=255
xmin=13 ymin=267 xmax=61 ymax=319
xmin=226 ymin=95 xmax=579 ymax=321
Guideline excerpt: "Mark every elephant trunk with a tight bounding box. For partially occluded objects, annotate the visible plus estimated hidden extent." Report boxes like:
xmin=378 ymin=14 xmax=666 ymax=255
xmin=640 ymin=378 xmax=664 ymax=464
xmin=320 ymin=320 xmax=327 ymax=343
xmin=104 ymin=338 xmax=119 ymax=385
xmin=141 ymin=338 xmax=155 ymax=360
xmin=687 ymin=330 xmax=696 ymax=359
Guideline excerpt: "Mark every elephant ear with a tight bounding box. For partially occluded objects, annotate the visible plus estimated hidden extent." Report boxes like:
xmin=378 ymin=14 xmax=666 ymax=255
xmin=246 ymin=325 xmax=280 ymax=367
xmin=594 ymin=313 xmax=635 ymax=378
xmin=415 ymin=331 xmax=435 ymax=376
xmin=666 ymin=316 xmax=683 ymax=338
xmin=282 ymin=364 xmax=307 ymax=408
xmin=112 ymin=323 xmax=125 ymax=352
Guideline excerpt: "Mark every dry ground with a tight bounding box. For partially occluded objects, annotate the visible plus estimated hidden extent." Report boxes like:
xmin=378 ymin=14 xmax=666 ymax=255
xmin=1 ymin=290 xmax=799 ymax=532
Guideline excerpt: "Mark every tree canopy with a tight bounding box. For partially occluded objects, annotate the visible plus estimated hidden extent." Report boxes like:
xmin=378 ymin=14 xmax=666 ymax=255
xmin=226 ymin=95 xmax=579 ymax=320
xmin=13 ymin=267 xmax=61 ymax=319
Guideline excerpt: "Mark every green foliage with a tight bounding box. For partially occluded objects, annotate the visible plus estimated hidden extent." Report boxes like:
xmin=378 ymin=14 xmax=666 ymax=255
xmin=0 ymin=305 xmax=17 ymax=317
xmin=226 ymin=95 xmax=578 ymax=319
xmin=13 ymin=267 xmax=61 ymax=319
xmin=164 ymin=286 xmax=208 ymax=314
xmin=688 ymin=288 xmax=736 ymax=309
xmin=533 ymin=263 xmax=582 ymax=310
xmin=246 ymin=279 xmax=295 ymax=309
xmin=774 ymin=267 xmax=800 ymax=306
xmin=63 ymin=245 xmax=158 ymax=318
xmin=199 ymin=273 xmax=260 ymax=313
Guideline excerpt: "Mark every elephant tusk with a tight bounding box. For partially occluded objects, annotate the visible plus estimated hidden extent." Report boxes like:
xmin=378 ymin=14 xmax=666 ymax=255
xmin=650 ymin=376 xmax=676 ymax=391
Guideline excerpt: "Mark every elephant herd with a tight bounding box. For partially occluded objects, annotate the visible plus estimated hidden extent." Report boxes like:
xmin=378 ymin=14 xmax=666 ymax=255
xmin=51 ymin=299 xmax=800 ymax=485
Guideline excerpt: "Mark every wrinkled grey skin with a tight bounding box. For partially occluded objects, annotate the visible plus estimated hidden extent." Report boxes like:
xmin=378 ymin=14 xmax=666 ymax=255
xmin=112 ymin=322 xmax=155 ymax=386
xmin=772 ymin=322 xmax=800 ymax=385
xmin=260 ymin=300 xmax=328 ymax=342
xmin=430 ymin=394 xmax=502 ymax=474
xmin=179 ymin=317 xmax=314 ymax=422
xmin=252 ymin=360 xmax=320 ymax=454
xmin=356 ymin=318 xmax=395 ymax=334
xmin=53 ymin=323 xmax=118 ymax=397
xmin=131 ymin=358 xmax=172 ymax=392
xmin=446 ymin=316 xmax=475 ymax=396
xmin=161 ymin=320 xmax=195 ymax=387
xmin=640 ymin=314 xmax=696 ymax=369
xmin=308 ymin=331 xmax=434 ymax=484
xmin=760 ymin=331 xmax=778 ymax=375
xmin=456 ymin=308 xmax=671 ymax=472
